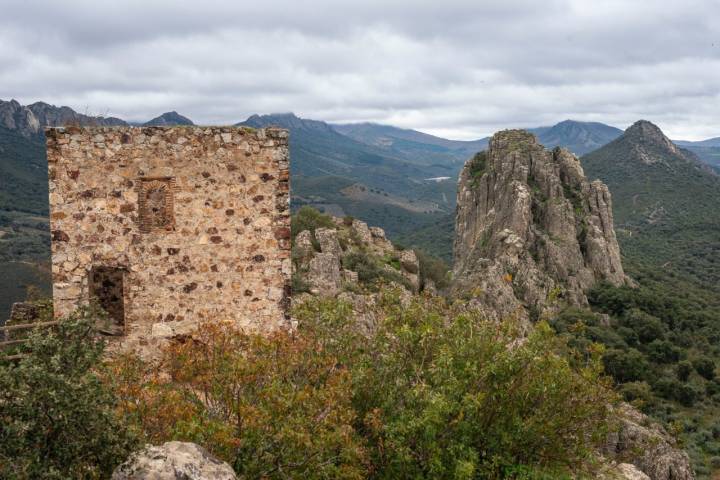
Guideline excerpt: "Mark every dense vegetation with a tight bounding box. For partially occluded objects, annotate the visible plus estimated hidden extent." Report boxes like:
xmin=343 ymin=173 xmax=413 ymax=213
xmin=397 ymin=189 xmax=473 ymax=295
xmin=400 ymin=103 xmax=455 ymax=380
xmin=108 ymin=291 xmax=617 ymax=479
xmin=0 ymin=127 xmax=51 ymax=321
xmin=551 ymin=279 xmax=720 ymax=477
xmin=1 ymin=293 xmax=619 ymax=479
xmin=0 ymin=306 xmax=137 ymax=479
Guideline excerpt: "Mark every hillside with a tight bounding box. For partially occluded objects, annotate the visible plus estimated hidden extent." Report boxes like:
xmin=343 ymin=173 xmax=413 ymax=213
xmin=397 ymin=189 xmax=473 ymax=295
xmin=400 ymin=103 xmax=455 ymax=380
xmin=532 ymin=119 xmax=623 ymax=155
xmin=237 ymin=113 xmax=457 ymax=239
xmin=332 ymin=122 xmax=486 ymax=166
xmin=143 ymin=111 xmax=194 ymax=126
xmin=582 ymin=120 xmax=720 ymax=291
xmin=674 ymin=138 xmax=720 ymax=170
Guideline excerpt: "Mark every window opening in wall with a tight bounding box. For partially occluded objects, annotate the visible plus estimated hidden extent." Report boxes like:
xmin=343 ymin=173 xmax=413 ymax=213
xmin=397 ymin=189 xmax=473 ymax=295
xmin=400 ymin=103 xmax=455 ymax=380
xmin=90 ymin=266 xmax=125 ymax=335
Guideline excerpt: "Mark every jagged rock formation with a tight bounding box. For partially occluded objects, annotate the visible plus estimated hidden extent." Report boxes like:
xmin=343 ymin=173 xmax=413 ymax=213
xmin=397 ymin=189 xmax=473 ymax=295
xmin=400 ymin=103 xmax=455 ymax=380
xmin=0 ymin=99 xmax=126 ymax=137
xmin=451 ymin=129 xmax=627 ymax=320
xmin=112 ymin=442 xmax=236 ymax=479
xmin=144 ymin=111 xmax=194 ymax=126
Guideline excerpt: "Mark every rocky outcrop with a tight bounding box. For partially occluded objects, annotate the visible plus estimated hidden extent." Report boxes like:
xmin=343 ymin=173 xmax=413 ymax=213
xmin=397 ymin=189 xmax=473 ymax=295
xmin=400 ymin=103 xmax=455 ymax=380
xmin=0 ymin=99 xmax=126 ymax=137
xmin=112 ymin=441 xmax=237 ymax=480
xmin=451 ymin=129 xmax=628 ymax=320
xmin=604 ymin=405 xmax=694 ymax=480
xmin=295 ymin=218 xmax=421 ymax=297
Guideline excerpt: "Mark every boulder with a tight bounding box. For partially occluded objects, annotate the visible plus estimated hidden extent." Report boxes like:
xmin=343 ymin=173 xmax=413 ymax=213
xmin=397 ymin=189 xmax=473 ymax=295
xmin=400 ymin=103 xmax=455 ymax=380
xmin=112 ymin=441 xmax=237 ymax=480
xmin=369 ymin=226 xmax=394 ymax=252
xmin=351 ymin=219 xmax=372 ymax=244
xmin=603 ymin=405 xmax=694 ymax=480
xmin=315 ymin=227 xmax=342 ymax=257
xmin=307 ymin=253 xmax=341 ymax=296
xmin=399 ymin=249 xmax=419 ymax=274
xmin=294 ymin=230 xmax=315 ymax=264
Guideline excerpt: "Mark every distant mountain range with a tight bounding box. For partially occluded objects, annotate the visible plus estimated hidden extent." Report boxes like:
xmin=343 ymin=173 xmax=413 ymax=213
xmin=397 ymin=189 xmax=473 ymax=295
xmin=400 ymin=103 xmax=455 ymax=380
xmin=1 ymin=97 xmax=719 ymax=271
xmin=0 ymin=99 xmax=126 ymax=138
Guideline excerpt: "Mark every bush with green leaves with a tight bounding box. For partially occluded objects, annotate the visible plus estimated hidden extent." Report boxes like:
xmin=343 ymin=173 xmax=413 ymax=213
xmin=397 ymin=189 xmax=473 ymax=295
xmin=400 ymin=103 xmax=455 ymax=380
xmin=291 ymin=205 xmax=335 ymax=246
xmin=0 ymin=306 xmax=137 ymax=479
xmin=110 ymin=291 xmax=617 ymax=479
xmin=294 ymin=292 xmax=617 ymax=478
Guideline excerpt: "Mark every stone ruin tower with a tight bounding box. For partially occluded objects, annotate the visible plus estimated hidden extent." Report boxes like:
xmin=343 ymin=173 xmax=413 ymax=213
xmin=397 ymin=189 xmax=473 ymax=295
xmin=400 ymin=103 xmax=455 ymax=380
xmin=46 ymin=125 xmax=290 ymax=343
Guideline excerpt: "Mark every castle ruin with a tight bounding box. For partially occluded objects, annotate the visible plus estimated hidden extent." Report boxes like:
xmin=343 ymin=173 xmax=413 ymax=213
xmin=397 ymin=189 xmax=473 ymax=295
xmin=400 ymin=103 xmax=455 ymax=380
xmin=46 ymin=125 xmax=290 ymax=344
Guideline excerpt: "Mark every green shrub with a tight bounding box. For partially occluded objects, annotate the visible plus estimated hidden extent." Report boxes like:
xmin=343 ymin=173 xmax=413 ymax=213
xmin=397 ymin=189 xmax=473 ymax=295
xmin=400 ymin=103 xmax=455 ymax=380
xmin=291 ymin=206 xmax=335 ymax=244
xmin=646 ymin=339 xmax=681 ymax=364
xmin=112 ymin=292 xmax=616 ymax=479
xmin=620 ymin=381 xmax=653 ymax=406
xmin=0 ymin=306 xmax=137 ymax=479
xmin=416 ymin=249 xmax=450 ymax=290
xmin=110 ymin=317 xmax=366 ymax=480
xmin=467 ymin=151 xmax=488 ymax=184
xmin=693 ymin=356 xmax=716 ymax=380
xmin=677 ymin=360 xmax=693 ymax=382
xmin=297 ymin=293 xmax=617 ymax=478
xmin=341 ymin=252 xmax=412 ymax=290
xmin=603 ymin=348 xmax=649 ymax=383
xmin=621 ymin=309 xmax=666 ymax=344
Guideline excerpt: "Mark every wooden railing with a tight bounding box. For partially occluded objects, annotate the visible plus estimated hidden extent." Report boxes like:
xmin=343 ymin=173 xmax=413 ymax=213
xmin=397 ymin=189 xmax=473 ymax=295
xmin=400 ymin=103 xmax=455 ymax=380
xmin=0 ymin=320 xmax=60 ymax=361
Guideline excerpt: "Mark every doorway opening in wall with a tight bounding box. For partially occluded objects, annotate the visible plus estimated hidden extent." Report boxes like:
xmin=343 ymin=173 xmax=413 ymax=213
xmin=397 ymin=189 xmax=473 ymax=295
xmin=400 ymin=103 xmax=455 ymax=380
xmin=89 ymin=266 xmax=125 ymax=336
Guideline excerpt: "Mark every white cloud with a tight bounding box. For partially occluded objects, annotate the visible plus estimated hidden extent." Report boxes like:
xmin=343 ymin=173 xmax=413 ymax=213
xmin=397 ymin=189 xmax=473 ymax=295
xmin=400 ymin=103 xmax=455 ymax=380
xmin=0 ymin=0 xmax=718 ymax=139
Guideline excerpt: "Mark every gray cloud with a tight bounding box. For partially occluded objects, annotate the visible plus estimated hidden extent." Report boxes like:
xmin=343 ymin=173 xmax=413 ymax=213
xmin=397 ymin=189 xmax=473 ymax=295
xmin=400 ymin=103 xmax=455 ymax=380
xmin=0 ymin=0 xmax=718 ymax=139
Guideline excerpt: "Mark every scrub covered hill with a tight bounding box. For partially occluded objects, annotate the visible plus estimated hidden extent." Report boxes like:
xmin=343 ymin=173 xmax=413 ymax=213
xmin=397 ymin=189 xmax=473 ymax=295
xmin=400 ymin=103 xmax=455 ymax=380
xmin=575 ymin=121 xmax=720 ymax=476
xmin=582 ymin=120 xmax=720 ymax=292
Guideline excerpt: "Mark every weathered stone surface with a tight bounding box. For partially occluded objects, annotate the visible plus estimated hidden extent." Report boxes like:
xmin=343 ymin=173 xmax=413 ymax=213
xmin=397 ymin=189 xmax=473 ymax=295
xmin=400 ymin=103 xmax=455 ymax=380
xmin=46 ymin=126 xmax=291 ymax=351
xmin=315 ymin=227 xmax=342 ymax=257
xmin=616 ymin=463 xmax=651 ymax=480
xmin=342 ymin=269 xmax=358 ymax=283
xmin=600 ymin=463 xmax=652 ymax=480
xmin=112 ymin=441 xmax=237 ymax=480
xmin=399 ymin=249 xmax=419 ymax=274
xmin=451 ymin=130 xmax=628 ymax=320
xmin=369 ymin=226 xmax=394 ymax=252
xmin=337 ymin=292 xmax=377 ymax=333
xmin=603 ymin=405 xmax=694 ymax=480
xmin=351 ymin=219 xmax=372 ymax=244
xmin=294 ymin=230 xmax=315 ymax=264
xmin=307 ymin=253 xmax=341 ymax=296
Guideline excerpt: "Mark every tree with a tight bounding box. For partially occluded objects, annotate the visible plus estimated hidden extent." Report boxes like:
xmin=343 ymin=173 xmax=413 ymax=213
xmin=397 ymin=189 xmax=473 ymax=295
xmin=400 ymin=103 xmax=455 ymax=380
xmin=693 ymin=356 xmax=716 ymax=380
xmin=603 ymin=348 xmax=649 ymax=383
xmin=0 ymin=306 xmax=137 ymax=479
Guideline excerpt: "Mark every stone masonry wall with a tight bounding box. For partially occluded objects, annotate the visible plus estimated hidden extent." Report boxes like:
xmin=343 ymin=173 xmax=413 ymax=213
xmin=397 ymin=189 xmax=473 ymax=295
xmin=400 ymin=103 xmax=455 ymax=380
xmin=46 ymin=125 xmax=290 ymax=345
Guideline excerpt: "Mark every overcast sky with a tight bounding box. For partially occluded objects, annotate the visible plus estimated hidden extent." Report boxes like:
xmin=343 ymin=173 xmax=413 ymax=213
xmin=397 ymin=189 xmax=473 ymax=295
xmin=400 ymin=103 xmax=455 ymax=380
xmin=0 ymin=0 xmax=718 ymax=140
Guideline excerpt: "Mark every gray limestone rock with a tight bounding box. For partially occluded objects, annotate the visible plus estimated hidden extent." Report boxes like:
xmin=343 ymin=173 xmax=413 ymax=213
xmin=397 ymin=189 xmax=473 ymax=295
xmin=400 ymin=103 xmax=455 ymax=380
xmin=308 ymin=253 xmax=341 ymax=296
xmin=351 ymin=219 xmax=373 ymax=245
xmin=112 ymin=441 xmax=237 ymax=480
xmin=451 ymin=129 xmax=628 ymax=320
xmin=603 ymin=405 xmax=694 ymax=480
xmin=315 ymin=227 xmax=342 ymax=257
